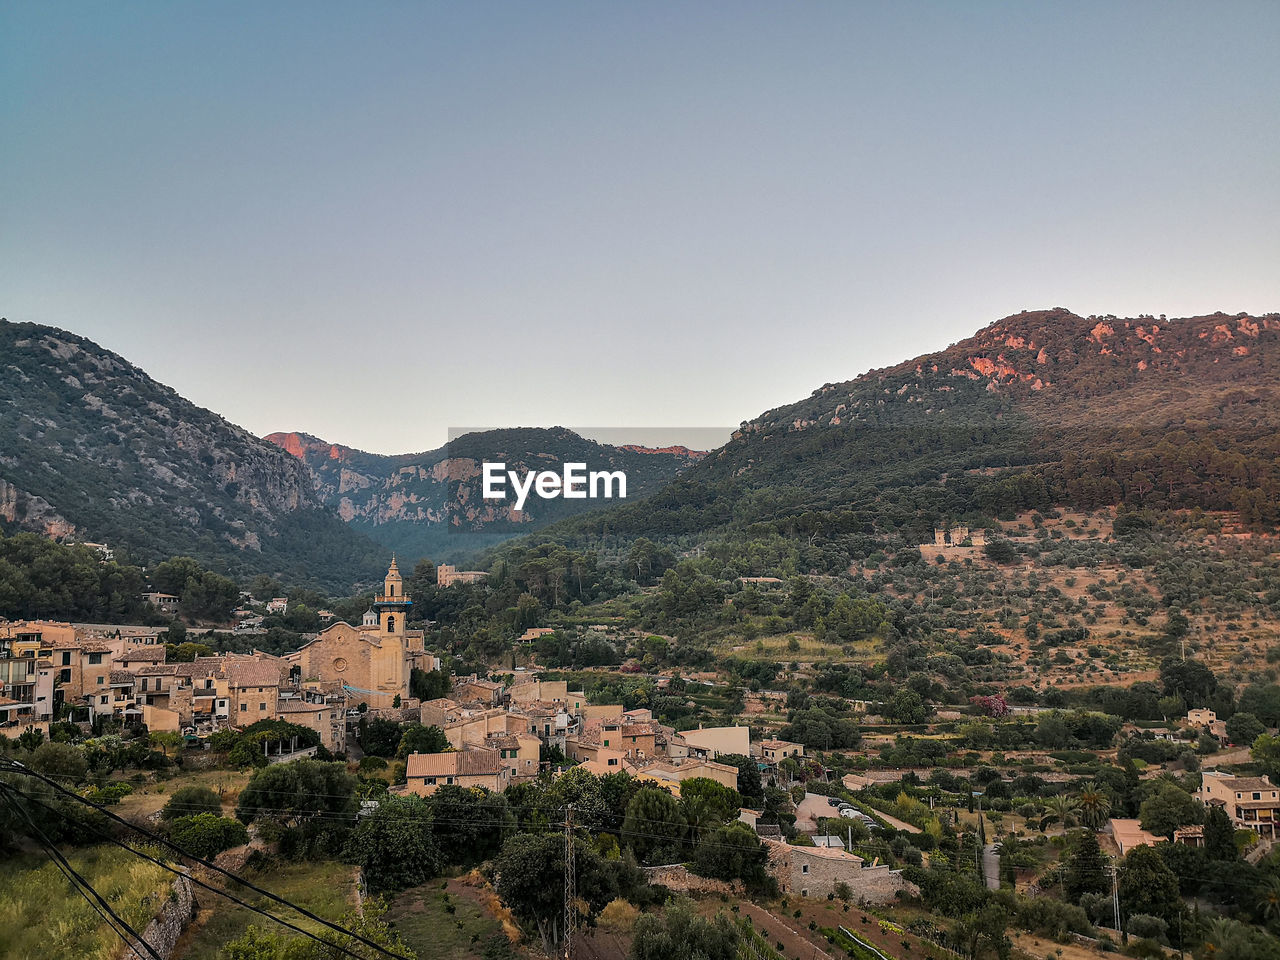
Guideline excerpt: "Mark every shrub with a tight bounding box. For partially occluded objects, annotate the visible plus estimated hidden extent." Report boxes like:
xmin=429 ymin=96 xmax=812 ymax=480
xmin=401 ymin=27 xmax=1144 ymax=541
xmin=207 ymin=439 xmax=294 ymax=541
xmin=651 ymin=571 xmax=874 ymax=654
xmin=161 ymin=785 xmax=222 ymax=820
xmin=169 ymin=814 xmax=248 ymax=859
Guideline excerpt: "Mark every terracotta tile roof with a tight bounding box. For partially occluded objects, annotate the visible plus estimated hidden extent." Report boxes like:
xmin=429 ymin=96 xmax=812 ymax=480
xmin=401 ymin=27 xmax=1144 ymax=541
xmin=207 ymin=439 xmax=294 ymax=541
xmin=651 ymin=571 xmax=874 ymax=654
xmin=109 ymin=671 xmax=135 ymax=684
xmin=406 ymin=748 xmax=501 ymax=779
xmin=1218 ymin=776 xmax=1275 ymax=791
xmin=224 ymin=660 xmax=283 ymax=688
xmin=278 ymin=700 xmax=330 ymax=714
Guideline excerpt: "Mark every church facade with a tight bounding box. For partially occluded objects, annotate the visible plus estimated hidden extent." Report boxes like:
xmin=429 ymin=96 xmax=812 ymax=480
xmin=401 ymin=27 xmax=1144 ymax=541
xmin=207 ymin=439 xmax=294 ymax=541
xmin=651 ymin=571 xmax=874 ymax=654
xmin=284 ymin=558 xmax=433 ymax=709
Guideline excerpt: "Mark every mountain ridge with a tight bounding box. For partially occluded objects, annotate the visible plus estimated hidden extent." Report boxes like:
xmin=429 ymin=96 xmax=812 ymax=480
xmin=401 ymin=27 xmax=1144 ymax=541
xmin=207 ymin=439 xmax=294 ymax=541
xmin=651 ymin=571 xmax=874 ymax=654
xmin=265 ymin=426 xmax=705 ymax=560
xmin=0 ymin=319 xmax=387 ymax=590
xmin=523 ymin=307 xmax=1280 ymax=550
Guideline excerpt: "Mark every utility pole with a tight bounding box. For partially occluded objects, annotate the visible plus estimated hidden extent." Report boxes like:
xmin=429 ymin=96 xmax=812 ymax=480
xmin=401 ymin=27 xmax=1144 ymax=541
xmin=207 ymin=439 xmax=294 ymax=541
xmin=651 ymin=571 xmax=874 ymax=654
xmin=563 ymin=804 xmax=575 ymax=960
xmin=1111 ymin=859 xmax=1121 ymax=936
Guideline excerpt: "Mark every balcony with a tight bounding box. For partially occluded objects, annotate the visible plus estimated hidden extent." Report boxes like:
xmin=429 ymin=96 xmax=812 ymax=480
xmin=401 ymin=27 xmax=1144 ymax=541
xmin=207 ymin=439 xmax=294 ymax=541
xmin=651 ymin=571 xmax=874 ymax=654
xmin=374 ymin=595 xmax=413 ymax=605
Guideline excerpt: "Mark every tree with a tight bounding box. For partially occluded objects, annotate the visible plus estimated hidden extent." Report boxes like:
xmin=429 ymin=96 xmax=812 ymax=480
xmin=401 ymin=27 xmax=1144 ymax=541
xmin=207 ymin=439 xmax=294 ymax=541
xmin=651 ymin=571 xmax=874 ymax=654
xmin=1226 ymin=712 xmax=1265 ymax=747
xmin=1253 ymin=733 xmax=1280 ymax=780
xmin=1159 ymin=657 xmax=1217 ymax=704
xmin=1138 ymin=782 xmax=1203 ymax=839
xmin=356 ymin=717 xmax=403 ymax=758
xmin=410 ymin=668 xmax=451 ymax=702
xmin=170 ymin=813 xmax=248 ymax=859
xmin=1117 ymin=844 xmax=1181 ymax=927
xmin=28 ymin=741 xmax=88 ymax=783
xmin=236 ymin=759 xmax=357 ymax=826
xmin=955 ymin=902 xmax=1011 ymax=960
xmin=427 ymin=785 xmax=516 ymax=866
xmin=690 ymin=823 xmax=775 ymax=894
xmin=493 ymin=832 xmax=618 ymax=955
xmin=394 ymin=724 xmax=449 ymax=760
xmin=1077 ymin=782 xmax=1112 ymax=831
xmin=717 ymin=753 xmax=762 ymax=802
xmin=630 ymin=899 xmax=739 ymax=960
xmin=983 ymin=539 xmax=1019 ymax=565
xmin=1203 ymin=806 xmax=1237 ymax=861
xmin=679 ymin=777 xmax=740 ymax=831
xmin=887 ymin=688 xmax=930 ymax=724
xmin=623 ymin=787 xmax=685 ymax=864
xmin=344 ymin=794 xmax=439 ymax=893
xmin=1039 ymin=794 xmax=1079 ymax=833
xmin=162 ymin=785 xmax=223 ymax=821
xmin=1063 ymin=831 xmax=1109 ymax=900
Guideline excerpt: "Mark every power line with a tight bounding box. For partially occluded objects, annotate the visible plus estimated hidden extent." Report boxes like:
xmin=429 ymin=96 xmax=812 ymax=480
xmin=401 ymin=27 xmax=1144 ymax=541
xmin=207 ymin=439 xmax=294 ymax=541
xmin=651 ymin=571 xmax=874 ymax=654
xmin=1 ymin=788 xmax=164 ymax=960
xmin=0 ymin=781 xmax=393 ymax=960
xmin=0 ymin=760 xmax=412 ymax=960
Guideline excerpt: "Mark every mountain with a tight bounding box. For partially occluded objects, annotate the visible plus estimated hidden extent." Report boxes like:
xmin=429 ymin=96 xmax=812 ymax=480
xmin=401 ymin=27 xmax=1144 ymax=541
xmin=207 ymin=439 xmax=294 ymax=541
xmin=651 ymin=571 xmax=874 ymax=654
xmin=265 ymin=427 xmax=704 ymax=560
xmin=0 ymin=320 xmax=387 ymax=591
xmin=537 ymin=308 xmax=1280 ymax=548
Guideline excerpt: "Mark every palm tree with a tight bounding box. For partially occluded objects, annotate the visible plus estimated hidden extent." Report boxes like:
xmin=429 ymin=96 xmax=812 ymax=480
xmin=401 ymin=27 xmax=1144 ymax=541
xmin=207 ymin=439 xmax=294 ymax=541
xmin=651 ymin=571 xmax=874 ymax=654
xmin=1039 ymin=794 xmax=1080 ymax=833
xmin=1077 ymin=783 xmax=1112 ymax=831
xmin=682 ymin=794 xmax=720 ymax=842
xmin=1259 ymin=876 xmax=1280 ymax=927
xmin=1202 ymin=917 xmax=1245 ymax=958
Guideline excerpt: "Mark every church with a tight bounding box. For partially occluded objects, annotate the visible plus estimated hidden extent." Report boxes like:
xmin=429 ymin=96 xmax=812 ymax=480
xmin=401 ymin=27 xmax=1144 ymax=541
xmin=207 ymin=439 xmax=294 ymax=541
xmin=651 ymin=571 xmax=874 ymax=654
xmin=284 ymin=558 xmax=434 ymax=709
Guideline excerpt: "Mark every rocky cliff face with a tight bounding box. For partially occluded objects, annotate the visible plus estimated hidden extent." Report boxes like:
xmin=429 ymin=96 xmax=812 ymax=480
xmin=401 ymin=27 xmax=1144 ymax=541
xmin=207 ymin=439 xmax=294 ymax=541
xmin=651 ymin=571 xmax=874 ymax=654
xmin=746 ymin=308 xmax=1280 ymax=435
xmin=266 ymin=426 xmax=703 ymax=556
xmin=0 ymin=320 xmax=385 ymax=589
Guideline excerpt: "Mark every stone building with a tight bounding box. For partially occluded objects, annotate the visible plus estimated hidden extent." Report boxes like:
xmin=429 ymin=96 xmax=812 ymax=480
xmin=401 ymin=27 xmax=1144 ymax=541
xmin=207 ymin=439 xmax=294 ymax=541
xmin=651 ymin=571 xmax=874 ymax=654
xmin=284 ymin=559 xmax=431 ymax=709
xmin=437 ymin=564 xmax=489 ymax=587
xmin=764 ymin=839 xmax=908 ymax=902
xmin=403 ymin=747 xmax=510 ymax=796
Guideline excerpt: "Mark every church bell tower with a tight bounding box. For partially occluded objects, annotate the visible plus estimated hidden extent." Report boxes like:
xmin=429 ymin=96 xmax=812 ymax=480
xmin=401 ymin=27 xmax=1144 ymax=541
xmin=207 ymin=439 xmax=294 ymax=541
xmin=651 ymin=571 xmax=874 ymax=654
xmin=373 ymin=556 xmax=412 ymax=638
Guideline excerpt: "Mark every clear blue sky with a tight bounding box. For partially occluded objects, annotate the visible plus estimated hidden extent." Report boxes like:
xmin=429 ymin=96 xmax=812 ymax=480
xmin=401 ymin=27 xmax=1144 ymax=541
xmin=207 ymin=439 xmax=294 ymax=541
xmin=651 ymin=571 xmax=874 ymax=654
xmin=3 ymin=2 xmax=1278 ymax=453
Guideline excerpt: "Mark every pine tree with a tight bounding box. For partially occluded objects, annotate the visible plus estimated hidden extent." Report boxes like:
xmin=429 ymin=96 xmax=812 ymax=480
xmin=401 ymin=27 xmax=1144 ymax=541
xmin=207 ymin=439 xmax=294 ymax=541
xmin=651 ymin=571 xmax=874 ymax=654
xmin=1064 ymin=831 xmax=1109 ymax=900
xmin=1203 ymin=806 xmax=1237 ymax=861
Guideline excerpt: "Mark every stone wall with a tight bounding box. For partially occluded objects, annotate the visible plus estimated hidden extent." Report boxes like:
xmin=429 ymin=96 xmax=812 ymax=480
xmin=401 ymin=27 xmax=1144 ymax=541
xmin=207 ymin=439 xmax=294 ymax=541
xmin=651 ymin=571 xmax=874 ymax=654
xmin=121 ymin=873 xmax=194 ymax=960
xmin=641 ymin=864 xmax=741 ymax=897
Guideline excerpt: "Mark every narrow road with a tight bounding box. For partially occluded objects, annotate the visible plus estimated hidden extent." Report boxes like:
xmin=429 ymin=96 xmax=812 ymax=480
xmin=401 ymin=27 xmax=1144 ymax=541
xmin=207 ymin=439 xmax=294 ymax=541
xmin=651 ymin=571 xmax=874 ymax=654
xmin=982 ymin=843 xmax=1000 ymax=890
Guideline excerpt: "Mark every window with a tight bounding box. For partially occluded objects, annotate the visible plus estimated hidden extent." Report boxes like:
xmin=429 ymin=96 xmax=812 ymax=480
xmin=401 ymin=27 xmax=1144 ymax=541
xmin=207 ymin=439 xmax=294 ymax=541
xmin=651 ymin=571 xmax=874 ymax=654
xmin=1255 ymin=793 xmax=1263 ymax=800
xmin=604 ymin=739 xmax=610 ymax=747
xmin=801 ymin=864 xmax=809 ymax=875
xmin=386 ymin=616 xmax=396 ymax=632
xmin=240 ymin=703 xmax=247 ymax=712
xmin=100 ymin=695 xmax=108 ymax=704
xmin=141 ymin=678 xmax=148 ymax=691
xmin=61 ymin=652 xmax=71 ymax=666
xmin=89 ymin=653 xmax=103 ymax=665
xmin=259 ymin=702 xmax=267 ymax=711
xmin=801 ymin=889 xmax=809 ymax=898
xmin=59 ymin=669 xmax=71 ymax=683
xmin=97 ymin=676 xmax=104 ymax=685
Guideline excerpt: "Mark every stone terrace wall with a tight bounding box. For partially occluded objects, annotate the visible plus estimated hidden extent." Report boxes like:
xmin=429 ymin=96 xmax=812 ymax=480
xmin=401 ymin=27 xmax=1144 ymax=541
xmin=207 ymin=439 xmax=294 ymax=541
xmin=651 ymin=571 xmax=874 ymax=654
xmin=121 ymin=873 xmax=194 ymax=960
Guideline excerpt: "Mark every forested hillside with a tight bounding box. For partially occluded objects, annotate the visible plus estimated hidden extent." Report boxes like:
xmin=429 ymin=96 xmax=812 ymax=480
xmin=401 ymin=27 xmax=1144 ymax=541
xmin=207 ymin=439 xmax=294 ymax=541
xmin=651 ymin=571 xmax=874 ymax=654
xmin=528 ymin=308 xmax=1280 ymax=556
